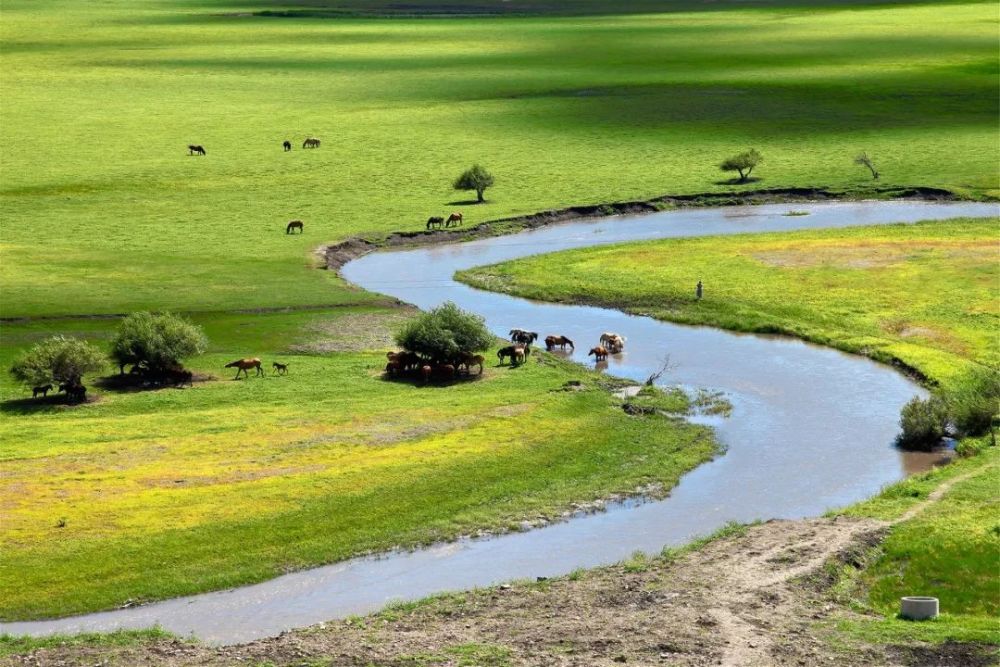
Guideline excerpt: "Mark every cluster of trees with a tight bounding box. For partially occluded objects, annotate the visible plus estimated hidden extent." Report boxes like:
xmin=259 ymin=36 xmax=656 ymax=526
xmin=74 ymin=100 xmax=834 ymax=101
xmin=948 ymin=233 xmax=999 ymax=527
xmin=897 ymin=366 xmax=999 ymax=450
xmin=394 ymin=301 xmax=492 ymax=364
xmin=10 ymin=312 xmax=207 ymax=403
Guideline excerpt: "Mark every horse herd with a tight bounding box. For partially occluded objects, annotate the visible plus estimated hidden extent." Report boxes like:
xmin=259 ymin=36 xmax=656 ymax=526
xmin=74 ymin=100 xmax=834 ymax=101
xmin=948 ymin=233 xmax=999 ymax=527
xmin=503 ymin=329 xmax=625 ymax=365
xmin=188 ymin=138 xmax=321 ymax=157
xmin=385 ymin=350 xmax=485 ymax=383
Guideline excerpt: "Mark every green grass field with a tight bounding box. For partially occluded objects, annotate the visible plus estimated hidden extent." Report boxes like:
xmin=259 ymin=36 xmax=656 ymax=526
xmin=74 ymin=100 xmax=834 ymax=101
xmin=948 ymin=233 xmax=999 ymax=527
xmin=459 ymin=218 xmax=1000 ymax=643
xmin=1 ymin=0 xmax=997 ymax=318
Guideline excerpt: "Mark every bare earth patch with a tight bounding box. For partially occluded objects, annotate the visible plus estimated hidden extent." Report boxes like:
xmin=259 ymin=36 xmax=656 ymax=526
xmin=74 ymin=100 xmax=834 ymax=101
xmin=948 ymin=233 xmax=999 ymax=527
xmin=290 ymin=307 xmax=418 ymax=353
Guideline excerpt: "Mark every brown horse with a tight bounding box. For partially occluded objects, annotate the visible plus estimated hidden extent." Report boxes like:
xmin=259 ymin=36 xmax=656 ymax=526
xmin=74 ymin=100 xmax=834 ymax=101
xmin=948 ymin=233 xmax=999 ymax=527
xmin=588 ymin=346 xmax=608 ymax=362
xmin=457 ymin=352 xmax=485 ymax=375
xmin=426 ymin=216 xmax=444 ymax=230
xmin=497 ymin=345 xmax=526 ymax=366
xmin=286 ymin=220 xmax=304 ymax=234
xmin=433 ymin=363 xmax=456 ymax=380
xmin=446 ymin=212 xmax=463 ymax=227
xmin=272 ymin=362 xmax=288 ymax=376
xmin=420 ymin=364 xmax=433 ymax=383
xmin=302 ymin=137 xmax=321 ymax=149
xmin=545 ymin=335 xmax=574 ymax=351
xmin=188 ymin=144 xmax=206 ymax=156
xmin=283 ymin=140 xmax=292 ymax=152
xmin=225 ymin=358 xmax=263 ymax=379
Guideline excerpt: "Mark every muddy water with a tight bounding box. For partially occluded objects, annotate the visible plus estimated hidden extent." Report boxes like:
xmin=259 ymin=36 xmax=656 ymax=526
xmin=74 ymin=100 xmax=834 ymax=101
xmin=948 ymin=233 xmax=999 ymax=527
xmin=2 ymin=201 xmax=994 ymax=644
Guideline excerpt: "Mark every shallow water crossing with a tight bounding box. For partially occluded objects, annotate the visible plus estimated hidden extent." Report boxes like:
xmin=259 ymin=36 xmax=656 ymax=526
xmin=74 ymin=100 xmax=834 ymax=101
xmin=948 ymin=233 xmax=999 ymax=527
xmin=3 ymin=201 xmax=995 ymax=644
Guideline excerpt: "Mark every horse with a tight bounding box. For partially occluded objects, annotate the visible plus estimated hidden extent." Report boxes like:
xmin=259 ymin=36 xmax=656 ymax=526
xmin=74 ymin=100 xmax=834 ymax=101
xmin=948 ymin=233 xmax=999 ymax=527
xmin=166 ymin=368 xmax=193 ymax=387
xmin=225 ymin=358 xmax=263 ymax=379
xmin=272 ymin=362 xmax=288 ymax=376
xmin=544 ymin=335 xmax=574 ymax=351
xmin=511 ymin=330 xmax=538 ymax=346
xmin=497 ymin=345 xmax=526 ymax=366
xmin=420 ymin=364 xmax=433 ymax=383
xmin=457 ymin=352 xmax=485 ymax=375
xmin=600 ymin=332 xmax=625 ymax=353
xmin=389 ymin=351 xmax=421 ymax=372
xmin=426 ymin=216 xmax=444 ymax=230
xmin=434 ymin=363 xmax=456 ymax=380
xmin=286 ymin=220 xmax=304 ymax=234
xmin=283 ymin=140 xmax=292 ymax=152
xmin=446 ymin=212 xmax=463 ymax=227
xmin=188 ymin=145 xmax=206 ymax=156
xmin=32 ymin=384 xmax=52 ymax=398
xmin=385 ymin=360 xmax=403 ymax=376
xmin=302 ymin=137 xmax=321 ymax=149
xmin=588 ymin=346 xmax=608 ymax=362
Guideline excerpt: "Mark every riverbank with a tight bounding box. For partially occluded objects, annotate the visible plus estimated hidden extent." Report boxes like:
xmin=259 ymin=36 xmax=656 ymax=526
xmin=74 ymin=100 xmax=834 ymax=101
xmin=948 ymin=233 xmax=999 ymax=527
xmin=5 ymin=449 xmax=995 ymax=666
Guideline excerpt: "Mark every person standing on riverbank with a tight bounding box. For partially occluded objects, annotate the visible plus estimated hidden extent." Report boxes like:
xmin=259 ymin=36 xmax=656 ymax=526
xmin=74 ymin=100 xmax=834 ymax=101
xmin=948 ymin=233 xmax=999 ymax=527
xmin=696 ymin=280 xmax=703 ymax=300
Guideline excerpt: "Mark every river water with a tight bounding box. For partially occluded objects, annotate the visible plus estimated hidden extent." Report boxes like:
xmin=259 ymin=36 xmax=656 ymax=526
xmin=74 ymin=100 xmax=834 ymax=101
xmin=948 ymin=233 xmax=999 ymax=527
xmin=2 ymin=200 xmax=994 ymax=644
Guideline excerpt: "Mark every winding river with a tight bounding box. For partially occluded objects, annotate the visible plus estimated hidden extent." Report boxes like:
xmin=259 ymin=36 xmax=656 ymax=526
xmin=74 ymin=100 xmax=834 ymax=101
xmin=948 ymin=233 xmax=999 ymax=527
xmin=2 ymin=200 xmax=995 ymax=645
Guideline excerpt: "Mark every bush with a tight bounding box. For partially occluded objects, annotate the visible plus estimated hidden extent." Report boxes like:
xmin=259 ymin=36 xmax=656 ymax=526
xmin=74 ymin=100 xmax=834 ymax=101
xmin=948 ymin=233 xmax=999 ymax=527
xmin=10 ymin=336 xmax=105 ymax=391
xmin=896 ymin=394 xmax=950 ymax=450
xmin=453 ymin=165 xmax=494 ymax=203
xmin=719 ymin=149 xmax=762 ymax=182
xmin=110 ymin=311 xmax=207 ymax=375
xmin=395 ymin=302 xmax=493 ymax=363
xmin=948 ymin=366 xmax=999 ymax=440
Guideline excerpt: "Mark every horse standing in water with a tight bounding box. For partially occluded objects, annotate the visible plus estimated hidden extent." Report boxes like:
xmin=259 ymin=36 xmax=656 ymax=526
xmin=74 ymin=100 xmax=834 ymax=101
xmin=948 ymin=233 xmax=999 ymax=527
xmin=283 ymin=140 xmax=292 ymax=151
xmin=286 ymin=220 xmax=304 ymax=234
xmin=225 ymin=358 xmax=264 ymax=379
xmin=188 ymin=144 xmax=206 ymax=156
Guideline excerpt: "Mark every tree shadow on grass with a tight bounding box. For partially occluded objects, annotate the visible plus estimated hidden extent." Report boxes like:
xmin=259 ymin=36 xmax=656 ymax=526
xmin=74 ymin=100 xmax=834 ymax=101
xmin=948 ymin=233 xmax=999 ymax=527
xmin=0 ymin=394 xmax=94 ymax=415
xmin=445 ymin=199 xmax=486 ymax=207
xmin=94 ymin=372 xmax=213 ymax=393
xmin=713 ymin=176 xmax=763 ymax=186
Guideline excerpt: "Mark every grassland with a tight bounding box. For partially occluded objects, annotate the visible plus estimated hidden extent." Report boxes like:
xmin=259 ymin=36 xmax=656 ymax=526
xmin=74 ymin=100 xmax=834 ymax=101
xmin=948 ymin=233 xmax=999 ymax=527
xmin=460 ymin=218 xmax=1000 ymax=384
xmin=459 ymin=218 xmax=1000 ymax=643
xmin=0 ymin=307 xmax=718 ymax=620
xmin=1 ymin=0 xmax=997 ymax=318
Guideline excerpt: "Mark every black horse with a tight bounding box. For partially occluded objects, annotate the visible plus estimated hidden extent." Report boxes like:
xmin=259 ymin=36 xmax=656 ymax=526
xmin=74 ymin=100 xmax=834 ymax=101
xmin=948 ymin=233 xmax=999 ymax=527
xmin=188 ymin=144 xmax=206 ymax=156
xmin=426 ymin=216 xmax=445 ymax=230
xmin=283 ymin=140 xmax=292 ymax=152
xmin=286 ymin=220 xmax=304 ymax=234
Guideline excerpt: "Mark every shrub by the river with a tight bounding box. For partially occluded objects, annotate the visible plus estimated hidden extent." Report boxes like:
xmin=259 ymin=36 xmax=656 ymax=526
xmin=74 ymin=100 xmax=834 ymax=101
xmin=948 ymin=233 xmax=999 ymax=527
xmin=896 ymin=394 xmax=949 ymax=450
xmin=395 ymin=301 xmax=493 ymax=362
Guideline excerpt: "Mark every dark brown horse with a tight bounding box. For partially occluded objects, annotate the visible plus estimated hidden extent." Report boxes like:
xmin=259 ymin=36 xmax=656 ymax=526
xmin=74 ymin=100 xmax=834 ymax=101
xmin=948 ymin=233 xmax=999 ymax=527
xmin=302 ymin=137 xmax=321 ymax=149
xmin=225 ymin=358 xmax=263 ymax=379
xmin=446 ymin=212 xmax=463 ymax=227
xmin=283 ymin=140 xmax=292 ymax=151
xmin=286 ymin=220 xmax=304 ymax=234
xmin=32 ymin=384 xmax=52 ymax=398
xmin=545 ymin=335 xmax=574 ymax=351
xmin=457 ymin=352 xmax=485 ymax=375
xmin=427 ymin=216 xmax=444 ymax=230
xmin=511 ymin=330 xmax=538 ymax=346
xmin=188 ymin=144 xmax=206 ymax=156
xmin=433 ymin=363 xmax=456 ymax=380
xmin=497 ymin=345 xmax=526 ymax=366
xmin=272 ymin=362 xmax=288 ymax=375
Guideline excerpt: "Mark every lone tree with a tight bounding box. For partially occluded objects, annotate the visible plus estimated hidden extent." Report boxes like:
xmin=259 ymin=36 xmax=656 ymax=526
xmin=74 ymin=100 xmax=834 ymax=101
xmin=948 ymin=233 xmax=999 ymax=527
xmin=10 ymin=336 xmax=105 ymax=400
xmin=110 ymin=311 xmax=207 ymax=376
xmin=453 ymin=165 xmax=494 ymax=203
xmin=719 ymin=149 xmax=762 ymax=183
xmin=853 ymin=152 xmax=879 ymax=180
xmin=395 ymin=301 xmax=493 ymax=363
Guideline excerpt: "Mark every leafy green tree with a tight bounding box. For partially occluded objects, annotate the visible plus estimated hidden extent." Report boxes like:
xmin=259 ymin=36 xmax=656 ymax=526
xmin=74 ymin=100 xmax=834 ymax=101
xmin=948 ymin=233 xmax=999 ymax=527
xmin=896 ymin=394 xmax=950 ymax=450
xmin=949 ymin=366 xmax=999 ymax=445
xmin=110 ymin=312 xmax=207 ymax=375
xmin=453 ymin=165 xmax=494 ymax=203
xmin=395 ymin=302 xmax=493 ymax=362
xmin=719 ymin=149 xmax=762 ymax=182
xmin=10 ymin=336 xmax=105 ymax=389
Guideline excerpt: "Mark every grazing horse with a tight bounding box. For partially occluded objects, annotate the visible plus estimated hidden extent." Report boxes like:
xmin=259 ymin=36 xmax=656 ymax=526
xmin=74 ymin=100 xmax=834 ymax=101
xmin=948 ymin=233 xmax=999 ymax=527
xmin=302 ymin=137 xmax=321 ymax=149
xmin=511 ymin=330 xmax=538 ymax=346
xmin=283 ymin=140 xmax=292 ymax=152
xmin=272 ymin=362 xmax=288 ymax=376
xmin=457 ymin=352 xmax=485 ymax=375
xmin=446 ymin=212 xmax=463 ymax=227
xmin=225 ymin=358 xmax=263 ymax=379
xmin=32 ymin=384 xmax=52 ymax=398
xmin=286 ymin=220 xmax=304 ymax=234
xmin=588 ymin=346 xmax=608 ymax=362
xmin=545 ymin=335 xmax=574 ymax=351
xmin=426 ymin=216 xmax=444 ymax=230
xmin=497 ymin=345 xmax=526 ymax=366
xmin=188 ymin=144 xmax=206 ymax=156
